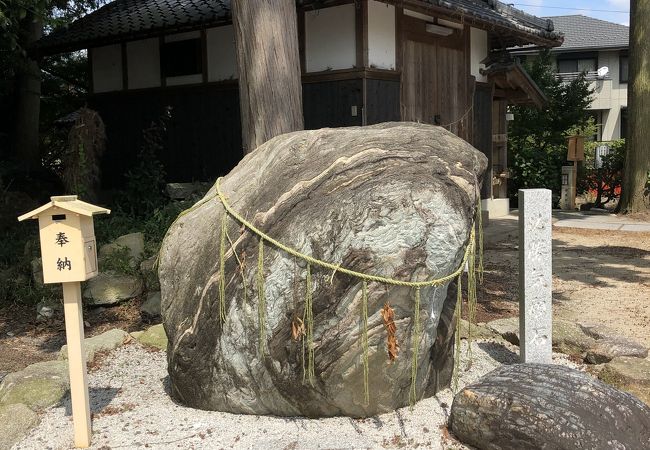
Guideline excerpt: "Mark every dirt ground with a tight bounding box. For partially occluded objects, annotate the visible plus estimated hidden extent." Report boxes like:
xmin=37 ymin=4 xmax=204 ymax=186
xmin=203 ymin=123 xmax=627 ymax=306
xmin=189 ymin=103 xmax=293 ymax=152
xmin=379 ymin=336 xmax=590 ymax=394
xmin=0 ymin=299 xmax=153 ymax=377
xmin=1 ymin=219 xmax=649 ymax=378
xmin=480 ymin=217 xmax=650 ymax=348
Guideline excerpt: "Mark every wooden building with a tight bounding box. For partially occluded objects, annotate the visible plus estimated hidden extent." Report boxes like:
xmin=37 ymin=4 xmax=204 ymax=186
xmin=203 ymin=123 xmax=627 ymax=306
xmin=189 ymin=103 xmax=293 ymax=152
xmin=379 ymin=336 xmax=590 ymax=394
xmin=35 ymin=0 xmax=562 ymax=218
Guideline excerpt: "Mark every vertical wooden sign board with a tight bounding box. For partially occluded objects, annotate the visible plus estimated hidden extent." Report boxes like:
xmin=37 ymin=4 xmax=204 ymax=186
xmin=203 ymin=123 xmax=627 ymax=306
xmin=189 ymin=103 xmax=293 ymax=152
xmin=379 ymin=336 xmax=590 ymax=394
xmin=18 ymin=196 xmax=110 ymax=448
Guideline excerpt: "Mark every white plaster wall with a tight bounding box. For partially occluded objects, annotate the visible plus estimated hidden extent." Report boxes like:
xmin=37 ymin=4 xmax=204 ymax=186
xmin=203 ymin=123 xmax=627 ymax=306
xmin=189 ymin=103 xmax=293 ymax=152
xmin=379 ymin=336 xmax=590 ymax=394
xmin=368 ymin=0 xmax=395 ymax=70
xmin=586 ymin=50 xmax=627 ymax=140
xmin=206 ymin=25 xmax=238 ymax=81
xmin=305 ymin=4 xmax=356 ymax=72
xmin=92 ymin=44 xmax=123 ymax=93
xmin=470 ymin=27 xmax=488 ymax=82
xmin=126 ymin=38 xmax=160 ymax=89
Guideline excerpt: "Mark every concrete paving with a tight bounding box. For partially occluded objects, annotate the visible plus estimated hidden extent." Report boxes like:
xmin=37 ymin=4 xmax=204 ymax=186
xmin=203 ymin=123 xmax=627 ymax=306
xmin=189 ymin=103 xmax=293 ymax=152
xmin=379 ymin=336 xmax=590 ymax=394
xmin=483 ymin=210 xmax=650 ymax=233
xmin=552 ymin=210 xmax=650 ymax=232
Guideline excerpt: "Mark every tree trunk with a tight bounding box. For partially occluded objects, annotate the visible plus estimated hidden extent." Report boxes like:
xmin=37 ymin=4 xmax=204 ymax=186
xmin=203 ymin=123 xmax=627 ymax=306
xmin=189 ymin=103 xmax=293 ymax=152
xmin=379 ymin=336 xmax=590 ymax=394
xmin=619 ymin=0 xmax=650 ymax=213
xmin=12 ymin=12 xmax=43 ymax=170
xmin=232 ymin=0 xmax=304 ymax=153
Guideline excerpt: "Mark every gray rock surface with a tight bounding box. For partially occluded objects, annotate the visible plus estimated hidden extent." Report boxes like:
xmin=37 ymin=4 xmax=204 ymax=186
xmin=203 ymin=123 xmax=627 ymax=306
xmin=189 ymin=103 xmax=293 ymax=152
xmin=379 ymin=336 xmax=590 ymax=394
xmin=141 ymin=291 xmax=161 ymax=318
xmin=0 ymin=360 xmax=69 ymax=410
xmin=159 ymin=123 xmax=486 ymax=417
xmin=0 ymin=403 xmax=39 ymax=449
xmin=83 ymin=272 xmax=144 ymax=305
xmin=99 ymin=232 xmax=145 ymax=267
xmin=585 ymin=337 xmax=648 ymax=364
xmin=59 ymin=328 xmax=129 ymax=363
xmin=450 ymin=364 xmax=650 ymax=449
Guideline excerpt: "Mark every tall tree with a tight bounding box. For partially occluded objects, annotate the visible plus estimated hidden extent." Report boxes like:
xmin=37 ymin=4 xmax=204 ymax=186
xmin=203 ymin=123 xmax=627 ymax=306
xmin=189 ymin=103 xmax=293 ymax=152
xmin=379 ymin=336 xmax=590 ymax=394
xmin=619 ymin=0 xmax=650 ymax=213
xmin=11 ymin=10 xmax=43 ymax=169
xmin=231 ymin=0 xmax=304 ymax=153
xmin=0 ymin=0 xmax=105 ymax=170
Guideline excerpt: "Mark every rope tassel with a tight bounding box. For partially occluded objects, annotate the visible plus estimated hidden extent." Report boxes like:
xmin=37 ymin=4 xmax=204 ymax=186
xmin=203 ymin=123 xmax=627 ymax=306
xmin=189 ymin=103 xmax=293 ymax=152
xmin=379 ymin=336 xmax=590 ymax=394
xmin=409 ymin=287 xmax=422 ymax=407
xmin=453 ymin=273 xmax=462 ymax=392
xmin=219 ymin=213 xmax=227 ymax=323
xmin=258 ymin=238 xmax=267 ymax=356
xmin=361 ymin=281 xmax=369 ymax=405
xmin=303 ymin=263 xmax=315 ymax=386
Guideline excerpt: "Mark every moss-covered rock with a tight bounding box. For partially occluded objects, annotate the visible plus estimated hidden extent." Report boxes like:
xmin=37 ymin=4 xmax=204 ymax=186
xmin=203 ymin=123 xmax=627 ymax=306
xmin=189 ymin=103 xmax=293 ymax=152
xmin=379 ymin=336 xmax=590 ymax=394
xmin=0 ymin=403 xmax=40 ymax=449
xmin=59 ymin=328 xmax=129 ymax=364
xmin=0 ymin=360 xmax=69 ymax=410
xmin=137 ymin=324 xmax=167 ymax=350
xmin=458 ymin=319 xmax=505 ymax=343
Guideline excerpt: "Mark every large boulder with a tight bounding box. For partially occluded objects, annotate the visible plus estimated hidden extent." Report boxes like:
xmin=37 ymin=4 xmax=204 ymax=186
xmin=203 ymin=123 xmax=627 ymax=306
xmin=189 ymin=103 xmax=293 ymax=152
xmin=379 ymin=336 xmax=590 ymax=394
xmin=449 ymin=364 xmax=650 ymax=449
xmin=160 ymin=123 xmax=486 ymax=417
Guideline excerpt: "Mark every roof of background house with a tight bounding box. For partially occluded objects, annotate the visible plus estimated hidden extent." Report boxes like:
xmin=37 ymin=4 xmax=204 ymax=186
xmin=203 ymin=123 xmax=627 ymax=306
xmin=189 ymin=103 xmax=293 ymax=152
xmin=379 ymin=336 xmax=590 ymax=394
xmin=549 ymin=15 xmax=628 ymax=51
xmin=34 ymin=0 xmax=561 ymax=56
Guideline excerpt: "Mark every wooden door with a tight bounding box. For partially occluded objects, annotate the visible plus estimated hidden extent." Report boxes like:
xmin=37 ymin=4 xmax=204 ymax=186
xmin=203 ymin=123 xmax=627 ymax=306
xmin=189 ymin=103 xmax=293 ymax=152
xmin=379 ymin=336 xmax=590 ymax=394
xmin=400 ymin=30 xmax=471 ymax=141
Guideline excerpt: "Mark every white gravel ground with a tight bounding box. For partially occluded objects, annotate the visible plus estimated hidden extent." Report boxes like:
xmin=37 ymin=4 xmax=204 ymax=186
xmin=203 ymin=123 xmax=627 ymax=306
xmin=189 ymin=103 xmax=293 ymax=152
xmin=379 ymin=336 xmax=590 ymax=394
xmin=14 ymin=340 xmax=580 ymax=450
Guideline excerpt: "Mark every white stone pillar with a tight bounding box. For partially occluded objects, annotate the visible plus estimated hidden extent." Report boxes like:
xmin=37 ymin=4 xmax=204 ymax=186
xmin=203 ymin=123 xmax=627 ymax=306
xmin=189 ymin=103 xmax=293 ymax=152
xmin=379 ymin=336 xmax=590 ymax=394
xmin=518 ymin=189 xmax=552 ymax=363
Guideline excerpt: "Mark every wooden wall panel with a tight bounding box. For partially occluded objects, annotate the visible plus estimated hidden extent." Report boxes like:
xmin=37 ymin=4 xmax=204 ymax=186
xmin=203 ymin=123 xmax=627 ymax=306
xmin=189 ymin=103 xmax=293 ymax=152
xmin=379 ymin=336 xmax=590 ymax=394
xmin=90 ymin=84 xmax=242 ymax=188
xmin=302 ymin=79 xmax=363 ymax=129
xmin=473 ymin=82 xmax=494 ymax=199
xmin=400 ymin=19 xmax=473 ymax=142
xmin=366 ymin=78 xmax=400 ymax=124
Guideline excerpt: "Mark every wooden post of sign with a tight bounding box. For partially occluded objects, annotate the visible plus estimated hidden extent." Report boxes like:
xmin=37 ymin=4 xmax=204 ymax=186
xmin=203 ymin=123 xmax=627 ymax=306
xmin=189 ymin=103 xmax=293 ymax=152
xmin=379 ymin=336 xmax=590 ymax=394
xmin=62 ymin=281 xmax=91 ymax=448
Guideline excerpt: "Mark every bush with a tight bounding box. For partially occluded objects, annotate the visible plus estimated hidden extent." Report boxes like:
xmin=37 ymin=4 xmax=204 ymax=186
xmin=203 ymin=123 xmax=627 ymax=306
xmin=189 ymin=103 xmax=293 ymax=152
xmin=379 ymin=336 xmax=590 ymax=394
xmin=581 ymin=139 xmax=625 ymax=208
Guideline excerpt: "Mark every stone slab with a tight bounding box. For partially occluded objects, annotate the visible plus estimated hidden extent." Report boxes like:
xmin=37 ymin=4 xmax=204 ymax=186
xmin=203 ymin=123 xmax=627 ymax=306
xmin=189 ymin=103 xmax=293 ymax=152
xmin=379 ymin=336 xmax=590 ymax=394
xmin=518 ymin=189 xmax=552 ymax=363
xmin=137 ymin=324 xmax=167 ymax=350
xmin=585 ymin=338 xmax=648 ymax=364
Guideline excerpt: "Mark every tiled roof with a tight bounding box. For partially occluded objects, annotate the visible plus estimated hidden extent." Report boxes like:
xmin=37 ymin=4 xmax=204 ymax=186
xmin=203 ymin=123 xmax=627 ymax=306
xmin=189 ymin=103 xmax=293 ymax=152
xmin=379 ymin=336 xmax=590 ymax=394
xmin=545 ymin=15 xmax=628 ymax=51
xmin=35 ymin=0 xmax=561 ymax=55
xmin=36 ymin=0 xmax=230 ymax=54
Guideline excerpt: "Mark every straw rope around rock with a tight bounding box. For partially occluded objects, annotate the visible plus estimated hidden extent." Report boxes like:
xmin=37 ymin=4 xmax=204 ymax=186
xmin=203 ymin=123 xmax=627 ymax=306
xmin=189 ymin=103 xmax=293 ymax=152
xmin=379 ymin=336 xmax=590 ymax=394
xmin=214 ymin=177 xmax=482 ymax=407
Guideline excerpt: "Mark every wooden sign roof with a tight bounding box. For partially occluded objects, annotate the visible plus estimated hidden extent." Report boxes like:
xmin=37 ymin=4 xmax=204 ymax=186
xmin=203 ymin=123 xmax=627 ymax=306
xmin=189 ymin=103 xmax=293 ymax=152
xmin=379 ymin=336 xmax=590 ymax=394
xmin=17 ymin=196 xmax=111 ymax=222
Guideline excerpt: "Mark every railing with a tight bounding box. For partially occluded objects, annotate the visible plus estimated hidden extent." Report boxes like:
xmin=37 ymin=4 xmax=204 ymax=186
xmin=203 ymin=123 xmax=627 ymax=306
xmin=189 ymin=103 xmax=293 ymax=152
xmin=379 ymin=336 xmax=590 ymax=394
xmin=556 ymin=71 xmax=611 ymax=82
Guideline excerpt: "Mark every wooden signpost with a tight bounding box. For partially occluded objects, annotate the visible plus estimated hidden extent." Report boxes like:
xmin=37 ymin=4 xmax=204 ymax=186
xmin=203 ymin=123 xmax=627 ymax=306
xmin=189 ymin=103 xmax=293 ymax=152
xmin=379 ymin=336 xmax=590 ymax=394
xmin=18 ymin=195 xmax=110 ymax=448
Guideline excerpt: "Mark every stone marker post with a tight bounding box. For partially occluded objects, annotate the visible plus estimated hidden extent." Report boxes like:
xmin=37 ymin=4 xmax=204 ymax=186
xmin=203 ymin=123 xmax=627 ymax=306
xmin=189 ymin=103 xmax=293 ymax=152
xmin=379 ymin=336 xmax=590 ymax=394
xmin=518 ymin=189 xmax=552 ymax=363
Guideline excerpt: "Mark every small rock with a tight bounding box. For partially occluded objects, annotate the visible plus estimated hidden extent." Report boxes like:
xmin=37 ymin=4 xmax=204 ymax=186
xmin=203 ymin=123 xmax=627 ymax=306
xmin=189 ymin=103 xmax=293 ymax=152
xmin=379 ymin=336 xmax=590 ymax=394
xmin=458 ymin=319 xmax=505 ymax=342
xmin=59 ymin=328 xmax=130 ymax=364
xmin=0 ymin=403 xmax=40 ymax=449
xmin=450 ymin=364 xmax=650 ymax=450
xmin=140 ymin=255 xmax=160 ymax=291
xmin=130 ymin=331 xmax=144 ymax=339
xmin=602 ymin=357 xmax=650 ymax=387
xmin=83 ymin=272 xmax=144 ymax=305
xmin=36 ymin=297 xmax=63 ymax=321
xmin=166 ymin=182 xmax=211 ymax=200
xmin=579 ymin=322 xmax=618 ymax=340
xmin=99 ymin=232 xmax=145 ymax=267
xmin=137 ymin=324 xmax=167 ymax=350
xmin=485 ymin=318 xmax=597 ymax=355
xmin=31 ymin=258 xmax=44 ymax=287
xmin=141 ymin=291 xmax=161 ymax=319
xmin=485 ymin=317 xmax=519 ymax=345
xmin=0 ymin=360 xmax=69 ymax=410
xmin=552 ymin=320 xmax=597 ymax=355
xmin=585 ymin=337 xmax=648 ymax=364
